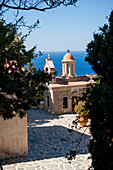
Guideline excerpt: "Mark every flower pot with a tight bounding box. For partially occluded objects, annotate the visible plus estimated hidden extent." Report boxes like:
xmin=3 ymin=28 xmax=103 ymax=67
xmin=78 ymin=115 xmax=88 ymax=127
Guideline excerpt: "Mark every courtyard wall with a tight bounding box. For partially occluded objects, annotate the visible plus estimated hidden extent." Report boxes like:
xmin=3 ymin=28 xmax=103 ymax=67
xmin=0 ymin=115 xmax=28 ymax=159
xmin=44 ymin=84 xmax=86 ymax=114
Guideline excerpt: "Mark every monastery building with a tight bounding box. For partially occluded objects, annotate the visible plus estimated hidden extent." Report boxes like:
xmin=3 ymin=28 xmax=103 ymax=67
xmin=43 ymin=50 xmax=93 ymax=114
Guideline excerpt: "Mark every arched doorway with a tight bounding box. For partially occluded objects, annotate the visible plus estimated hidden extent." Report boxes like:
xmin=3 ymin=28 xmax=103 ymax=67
xmin=72 ymin=96 xmax=78 ymax=111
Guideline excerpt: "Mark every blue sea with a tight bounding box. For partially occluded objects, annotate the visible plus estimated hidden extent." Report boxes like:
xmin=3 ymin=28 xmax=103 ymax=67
xmin=32 ymin=51 xmax=95 ymax=76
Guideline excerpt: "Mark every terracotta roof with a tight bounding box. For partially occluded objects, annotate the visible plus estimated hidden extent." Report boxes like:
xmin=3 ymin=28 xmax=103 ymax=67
xmin=63 ymin=52 xmax=74 ymax=61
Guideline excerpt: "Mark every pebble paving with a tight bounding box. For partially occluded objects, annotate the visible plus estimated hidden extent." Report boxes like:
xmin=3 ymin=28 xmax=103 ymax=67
xmin=1 ymin=109 xmax=92 ymax=170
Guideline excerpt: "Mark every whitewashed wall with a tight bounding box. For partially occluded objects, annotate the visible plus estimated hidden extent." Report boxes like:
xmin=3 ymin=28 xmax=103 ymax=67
xmin=0 ymin=115 xmax=28 ymax=159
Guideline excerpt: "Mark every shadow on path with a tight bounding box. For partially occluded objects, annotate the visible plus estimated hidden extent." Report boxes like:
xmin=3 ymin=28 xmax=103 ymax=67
xmin=28 ymin=125 xmax=90 ymax=161
xmin=0 ymin=109 xmax=90 ymax=165
xmin=27 ymin=109 xmax=62 ymax=126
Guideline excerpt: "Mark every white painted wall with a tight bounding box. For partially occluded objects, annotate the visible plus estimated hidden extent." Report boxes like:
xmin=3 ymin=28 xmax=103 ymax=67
xmin=0 ymin=115 xmax=28 ymax=159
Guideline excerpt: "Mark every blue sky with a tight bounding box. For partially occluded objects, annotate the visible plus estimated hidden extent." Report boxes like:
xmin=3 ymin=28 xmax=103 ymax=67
xmin=6 ymin=0 xmax=113 ymax=52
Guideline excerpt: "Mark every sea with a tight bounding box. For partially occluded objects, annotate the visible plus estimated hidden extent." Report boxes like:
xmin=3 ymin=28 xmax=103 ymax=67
xmin=32 ymin=51 xmax=95 ymax=76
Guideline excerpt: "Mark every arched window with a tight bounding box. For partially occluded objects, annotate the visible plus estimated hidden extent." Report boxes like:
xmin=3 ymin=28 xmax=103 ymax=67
xmin=47 ymin=96 xmax=50 ymax=107
xmin=63 ymin=97 xmax=68 ymax=108
xmin=46 ymin=67 xmax=48 ymax=71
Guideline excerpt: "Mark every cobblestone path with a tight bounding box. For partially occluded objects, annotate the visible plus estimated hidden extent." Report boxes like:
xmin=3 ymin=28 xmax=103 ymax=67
xmin=1 ymin=109 xmax=92 ymax=170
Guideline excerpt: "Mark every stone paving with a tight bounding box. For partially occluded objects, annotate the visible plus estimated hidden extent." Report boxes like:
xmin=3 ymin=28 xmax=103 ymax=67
xmin=1 ymin=109 xmax=92 ymax=170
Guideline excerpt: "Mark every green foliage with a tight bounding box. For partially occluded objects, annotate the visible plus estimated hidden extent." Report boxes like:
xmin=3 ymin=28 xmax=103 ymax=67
xmin=24 ymin=62 xmax=51 ymax=105
xmin=84 ymin=11 xmax=113 ymax=169
xmin=0 ymin=21 xmax=51 ymax=119
xmin=86 ymin=11 xmax=113 ymax=86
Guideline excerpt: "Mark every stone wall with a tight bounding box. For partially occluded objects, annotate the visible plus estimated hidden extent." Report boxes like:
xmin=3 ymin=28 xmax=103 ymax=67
xmin=52 ymin=87 xmax=72 ymax=114
xmin=0 ymin=115 xmax=28 ymax=159
xmin=44 ymin=84 xmax=87 ymax=115
xmin=44 ymin=89 xmax=54 ymax=114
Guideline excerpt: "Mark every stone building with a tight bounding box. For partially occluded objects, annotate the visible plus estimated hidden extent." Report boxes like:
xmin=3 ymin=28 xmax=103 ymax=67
xmin=44 ymin=50 xmax=93 ymax=114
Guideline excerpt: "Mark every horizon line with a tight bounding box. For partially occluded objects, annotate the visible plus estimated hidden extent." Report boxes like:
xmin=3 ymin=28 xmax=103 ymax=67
xmin=36 ymin=50 xmax=86 ymax=53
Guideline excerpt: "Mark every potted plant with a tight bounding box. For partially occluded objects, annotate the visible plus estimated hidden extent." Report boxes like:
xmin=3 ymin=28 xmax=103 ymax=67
xmin=74 ymin=101 xmax=89 ymax=127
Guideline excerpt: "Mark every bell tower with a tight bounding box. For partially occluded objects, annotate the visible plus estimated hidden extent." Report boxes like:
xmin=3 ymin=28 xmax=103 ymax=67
xmin=43 ymin=54 xmax=56 ymax=83
xmin=62 ymin=50 xmax=76 ymax=78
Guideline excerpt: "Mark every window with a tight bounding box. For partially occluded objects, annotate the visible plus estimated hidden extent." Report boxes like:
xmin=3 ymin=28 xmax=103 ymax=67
xmin=63 ymin=97 xmax=68 ymax=108
xmin=47 ymin=96 xmax=50 ymax=107
xmin=46 ymin=67 xmax=48 ymax=71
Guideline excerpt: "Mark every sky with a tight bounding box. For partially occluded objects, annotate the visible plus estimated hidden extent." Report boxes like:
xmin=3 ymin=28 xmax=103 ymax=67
xmin=5 ymin=0 xmax=113 ymax=52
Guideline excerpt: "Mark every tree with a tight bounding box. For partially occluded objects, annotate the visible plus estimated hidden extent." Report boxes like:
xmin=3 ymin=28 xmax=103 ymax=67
xmin=24 ymin=62 xmax=51 ymax=106
xmin=83 ymin=11 xmax=113 ymax=169
xmin=0 ymin=21 xmax=51 ymax=119
xmin=0 ymin=0 xmax=77 ymax=12
xmin=0 ymin=0 xmax=78 ymax=120
xmin=0 ymin=0 xmax=78 ymax=31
